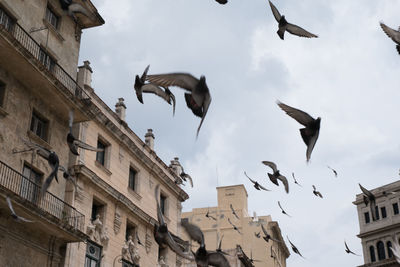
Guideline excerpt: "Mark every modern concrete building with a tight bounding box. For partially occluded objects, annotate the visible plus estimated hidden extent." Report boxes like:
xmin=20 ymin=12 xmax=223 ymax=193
xmin=181 ymin=185 xmax=290 ymax=267
xmin=354 ymin=180 xmax=400 ymax=267
xmin=0 ymin=1 xmax=191 ymax=266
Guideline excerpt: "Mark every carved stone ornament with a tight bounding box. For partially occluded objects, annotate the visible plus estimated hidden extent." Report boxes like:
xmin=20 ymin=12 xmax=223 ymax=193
xmin=122 ymin=236 xmax=140 ymax=265
xmin=145 ymin=229 xmax=152 ymax=254
xmin=86 ymin=215 xmax=109 ymax=246
xmin=114 ymin=206 xmax=122 ymax=235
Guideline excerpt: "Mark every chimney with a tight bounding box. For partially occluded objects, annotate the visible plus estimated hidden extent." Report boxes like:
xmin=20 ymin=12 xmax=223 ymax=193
xmin=145 ymin=129 xmax=155 ymax=150
xmin=77 ymin=60 xmax=93 ymax=88
xmin=115 ymin=98 xmax=127 ymax=121
xmin=170 ymin=157 xmax=182 ymax=176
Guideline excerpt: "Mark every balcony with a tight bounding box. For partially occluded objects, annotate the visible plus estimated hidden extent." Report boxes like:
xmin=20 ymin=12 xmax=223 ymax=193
xmin=0 ymin=7 xmax=92 ymax=122
xmin=0 ymin=160 xmax=87 ymax=242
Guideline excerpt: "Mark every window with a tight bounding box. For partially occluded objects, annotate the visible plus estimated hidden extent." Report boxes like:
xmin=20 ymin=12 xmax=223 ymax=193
xmin=0 ymin=80 xmax=5 ymax=107
xmin=160 ymin=194 xmax=167 ymax=216
xmin=85 ymin=241 xmax=102 ymax=267
xmin=91 ymin=199 xmax=104 ymax=222
xmin=393 ymin=203 xmax=399 ymax=215
xmin=374 ymin=206 xmax=380 ymax=220
xmin=21 ymin=164 xmax=43 ymax=202
xmin=387 ymin=241 xmax=393 ymax=258
xmin=128 ymin=167 xmax=137 ymax=191
xmin=364 ymin=212 xmax=370 ymax=224
xmin=45 ymin=6 xmax=59 ymax=29
xmin=30 ymin=111 xmax=49 ymax=141
xmin=0 ymin=7 xmax=14 ymax=32
xmin=96 ymin=140 xmax=106 ymax=166
xmin=377 ymin=241 xmax=386 ymax=260
xmin=39 ymin=48 xmax=56 ymax=72
xmin=125 ymin=221 xmax=136 ymax=242
xmin=370 ymin=246 xmax=376 ymax=262
xmin=381 ymin=207 xmax=387 ymax=218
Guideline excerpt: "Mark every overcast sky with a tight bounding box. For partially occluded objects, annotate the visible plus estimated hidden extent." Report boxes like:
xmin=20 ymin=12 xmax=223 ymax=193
xmin=79 ymin=0 xmax=400 ymax=266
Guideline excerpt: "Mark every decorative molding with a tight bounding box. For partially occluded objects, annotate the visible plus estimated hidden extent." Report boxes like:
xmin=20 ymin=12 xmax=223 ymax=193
xmin=114 ymin=205 xmax=122 ymax=235
xmin=145 ymin=228 xmax=152 ymax=254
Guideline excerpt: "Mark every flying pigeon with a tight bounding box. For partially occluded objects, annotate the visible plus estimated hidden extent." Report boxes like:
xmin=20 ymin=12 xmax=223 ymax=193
xmin=6 ymin=197 xmax=34 ymax=223
xmin=344 ymin=241 xmax=360 ymax=256
xmin=312 ymin=185 xmax=323 ymax=198
xmin=205 ymin=209 xmax=217 ymax=221
xmin=215 ymin=0 xmax=228 ymax=4
xmin=146 ymin=72 xmax=212 ymax=137
xmin=359 ymin=184 xmax=377 ymax=221
xmin=216 ymin=234 xmax=229 ymax=256
xmin=228 ymin=218 xmax=242 ymax=234
xmin=380 ymin=22 xmax=400 ymax=55
xmin=262 ymin=161 xmax=289 ymax=193
xmin=268 ymin=0 xmax=318 ymax=40
xmin=277 ymin=101 xmax=321 ymax=162
xmin=67 ymin=110 xmax=104 ymax=156
xmin=278 ymin=201 xmax=291 ymax=217
xmin=327 ymin=166 xmax=338 ymax=177
xmin=230 ymin=204 xmax=240 ymax=220
xmin=180 ymin=167 xmax=193 ymax=188
xmin=292 ymin=172 xmax=302 ymax=187
xmin=261 ymin=224 xmax=281 ymax=243
xmin=181 ymin=220 xmax=230 ymax=267
xmin=244 ymin=171 xmax=270 ymax=191
xmin=249 ymin=251 xmax=262 ymax=264
xmin=287 ymin=236 xmax=305 ymax=258
xmin=255 ymin=231 xmax=261 ymax=238
xmin=134 ymin=65 xmax=176 ymax=115
xmin=58 ymin=165 xmax=77 ymax=190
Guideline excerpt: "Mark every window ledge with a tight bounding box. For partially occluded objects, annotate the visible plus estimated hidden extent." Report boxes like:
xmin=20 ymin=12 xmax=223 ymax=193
xmin=42 ymin=19 xmax=64 ymax=42
xmin=27 ymin=130 xmax=51 ymax=150
xmin=94 ymin=160 xmax=112 ymax=176
xmin=0 ymin=106 xmax=8 ymax=117
xmin=127 ymin=187 xmax=142 ymax=201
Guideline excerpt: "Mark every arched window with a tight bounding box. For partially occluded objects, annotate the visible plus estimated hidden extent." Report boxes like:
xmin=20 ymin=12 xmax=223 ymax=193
xmin=387 ymin=241 xmax=393 ymax=258
xmin=377 ymin=241 xmax=386 ymax=260
xmin=370 ymin=246 xmax=376 ymax=262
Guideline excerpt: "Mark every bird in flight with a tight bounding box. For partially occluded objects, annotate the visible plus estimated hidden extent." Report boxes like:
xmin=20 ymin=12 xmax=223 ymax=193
xmin=291 ymin=172 xmax=302 ymax=187
xmin=134 ymin=65 xmax=176 ymax=115
xmin=327 ymin=166 xmax=338 ymax=177
xmin=254 ymin=231 xmax=261 ymax=238
xmin=205 ymin=209 xmax=217 ymax=221
xmin=262 ymin=161 xmax=289 ymax=193
xmin=268 ymin=0 xmax=318 ymax=40
xmin=146 ymin=72 xmax=212 ymax=138
xmin=215 ymin=0 xmax=228 ymax=4
xmin=6 ymin=197 xmax=34 ymax=223
xmin=216 ymin=234 xmax=229 ymax=256
xmin=278 ymin=201 xmax=291 ymax=217
xmin=359 ymin=184 xmax=377 ymax=221
xmin=228 ymin=218 xmax=242 ymax=234
xmin=277 ymin=101 xmax=321 ymax=162
xmin=312 ymin=185 xmax=323 ymax=198
xmin=58 ymin=165 xmax=77 ymax=190
xmin=380 ymin=22 xmax=400 ymax=55
xmin=180 ymin=167 xmax=193 ymax=188
xmin=244 ymin=171 xmax=270 ymax=191
xmin=230 ymin=204 xmax=240 ymax=220
xmin=287 ymin=236 xmax=305 ymax=258
xmin=249 ymin=251 xmax=262 ymax=264
xmin=261 ymin=224 xmax=281 ymax=243
xmin=67 ymin=110 xmax=104 ymax=156
xmin=344 ymin=241 xmax=360 ymax=256
xmin=181 ymin=220 xmax=230 ymax=267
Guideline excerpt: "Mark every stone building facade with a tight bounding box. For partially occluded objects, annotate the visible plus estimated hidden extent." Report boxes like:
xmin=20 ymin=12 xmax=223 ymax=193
xmin=181 ymin=185 xmax=290 ymax=267
xmin=354 ymin=180 xmax=400 ymax=267
xmin=0 ymin=0 xmax=190 ymax=266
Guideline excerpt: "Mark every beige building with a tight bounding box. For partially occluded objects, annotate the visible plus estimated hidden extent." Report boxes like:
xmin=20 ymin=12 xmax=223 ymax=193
xmin=0 ymin=0 xmax=191 ymax=266
xmin=181 ymin=185 xmax=290 ymax=267
xmin=354 ymin=180 xmax=400 ymax=267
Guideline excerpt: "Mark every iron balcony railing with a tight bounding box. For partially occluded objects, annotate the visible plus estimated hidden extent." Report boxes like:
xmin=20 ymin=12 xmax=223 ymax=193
xmin=0 ymin=160 xmax=85 ymax=232
xmin=0 ymin=7 xmax=90 ymax=100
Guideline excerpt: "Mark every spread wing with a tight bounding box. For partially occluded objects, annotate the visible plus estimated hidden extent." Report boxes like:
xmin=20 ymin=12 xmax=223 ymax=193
xmin=207 ymin=252 xmax=230 ymax=267
xmin=165 ymin=231 xmax=195 ymax=261
xmin=146 ymin=73 xmax=199 ymax=92
xmin=140 ymin=65 xmax=150 ymax=81
xmin=244 ymin=171 xmax=257 ymax=184
xmin=142 ymin=84 xmax=171 ymax=103
xmin=6 ymin=197 xmax=34 ymax=222
xmin=305 ymin=129 xmax=319 ymax=162
xmin=380 ymin=22 xmax=400 ymax=44
xmin=286 ymin=23 xmax=318 ymax=38
xmin=268 ymin=1 xmax=281 ymax=22
xmin=40 ymin=159 xmax=59 ymax=197
xmin=230 ymin=204 xmax=240 ymax=219
xmin=258 ymin=183 xmax=271 ymax=191
xmin=277 ymin=175 xmax=289 ymax=193
xmin=359 ymin=184 xmax=375 ymax=199
xmin=196 ymin=92 xmax=211 ymax=138
xmin=261 ymin=224 xmax=269 ymax=236
xmin=181 ymin=172 xmax=193 ymax=188
xmin=73 ymin=139 xmax=104 ymax=152
xmin=277 ymin=101 xmax=315 ymax=126
xmin=181 ymin=220 xmax=204 ymax=246
xmin=262 ymin=161 xmax=278 ymax=172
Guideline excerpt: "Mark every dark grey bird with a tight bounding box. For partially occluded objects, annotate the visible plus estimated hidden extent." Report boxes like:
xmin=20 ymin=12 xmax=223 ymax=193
xmin=278 ymin=201 xmax=291 ymax=217
xmin=344 ymin=241 xmax=360 ymax=256
xmin=327 ymin=166 xmax=338 ymax=177
xmin=244 ymin=171 xmax=270 ymax=191
xmin=154 ymin=185 xmax=195 ymax=261
xmin=6 ymin=197 xmax=34 ymax=223
xmin=215 ymin=0 xmax=228 ymax=4
xmin=312 ymin=185 xmax=323 ymax=198
xmin=292 ymin=172 xmax=302 ymax=187
xmin=255 ymin=231 xmax=261 ymax=238
xmin=205 ymin=209 xmax=217 ymax=221
xmin=216 ymin=234 xmax=229 ymax=256
xmin=277 ymin=101 xmax=321 ymax=162
xmin=230 ymin=204 xmax=240 ymax=220
xmin=287 ymin=236 xmax=305 ymax=258
xmin=146 ymin=72 xmax=212 ymax=137
xmin=227 ymin=218 xmax=242 ymax=235
xmin=181 ymin=220 xmax=230 ymax=267
xmin=67 ymin=110 xmax=104 ymax=156
xmin=262 ymin=161 xmax=289 ymax=193
xmin=58 ymin=165 xmax=77 ymax=191
xmin=261 ymin=224 xmax=281 ymax=243
xmin=359 ymin=184 xmax=377 ymax=221
xmin=180 ymin=167 xmax=193 ymax=188
xmin=134 ymin=65 xmax=176 ymax=115
xmin=59 ymin=0 xmax=93 ymax=22
xmin=380 ymin=22 xmax=400 ymax=55
xmin=249 ymin=251 xmax=262 ymax=264
xmin=268 ymin=0 xmax=318 ymax=40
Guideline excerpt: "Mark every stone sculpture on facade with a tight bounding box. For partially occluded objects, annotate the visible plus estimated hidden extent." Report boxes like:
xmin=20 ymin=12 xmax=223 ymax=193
xmin=121 ymin=235 xmax=140 ymax=265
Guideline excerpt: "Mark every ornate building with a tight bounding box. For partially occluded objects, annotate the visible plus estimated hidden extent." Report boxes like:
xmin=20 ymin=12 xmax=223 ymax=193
xmin=181 ymin=185 xmax=290 ymax=267
xmin=0 ymin=0 xmax=190 ymax=266
xmin=354 ymin=180 xmax=400 ymax=267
